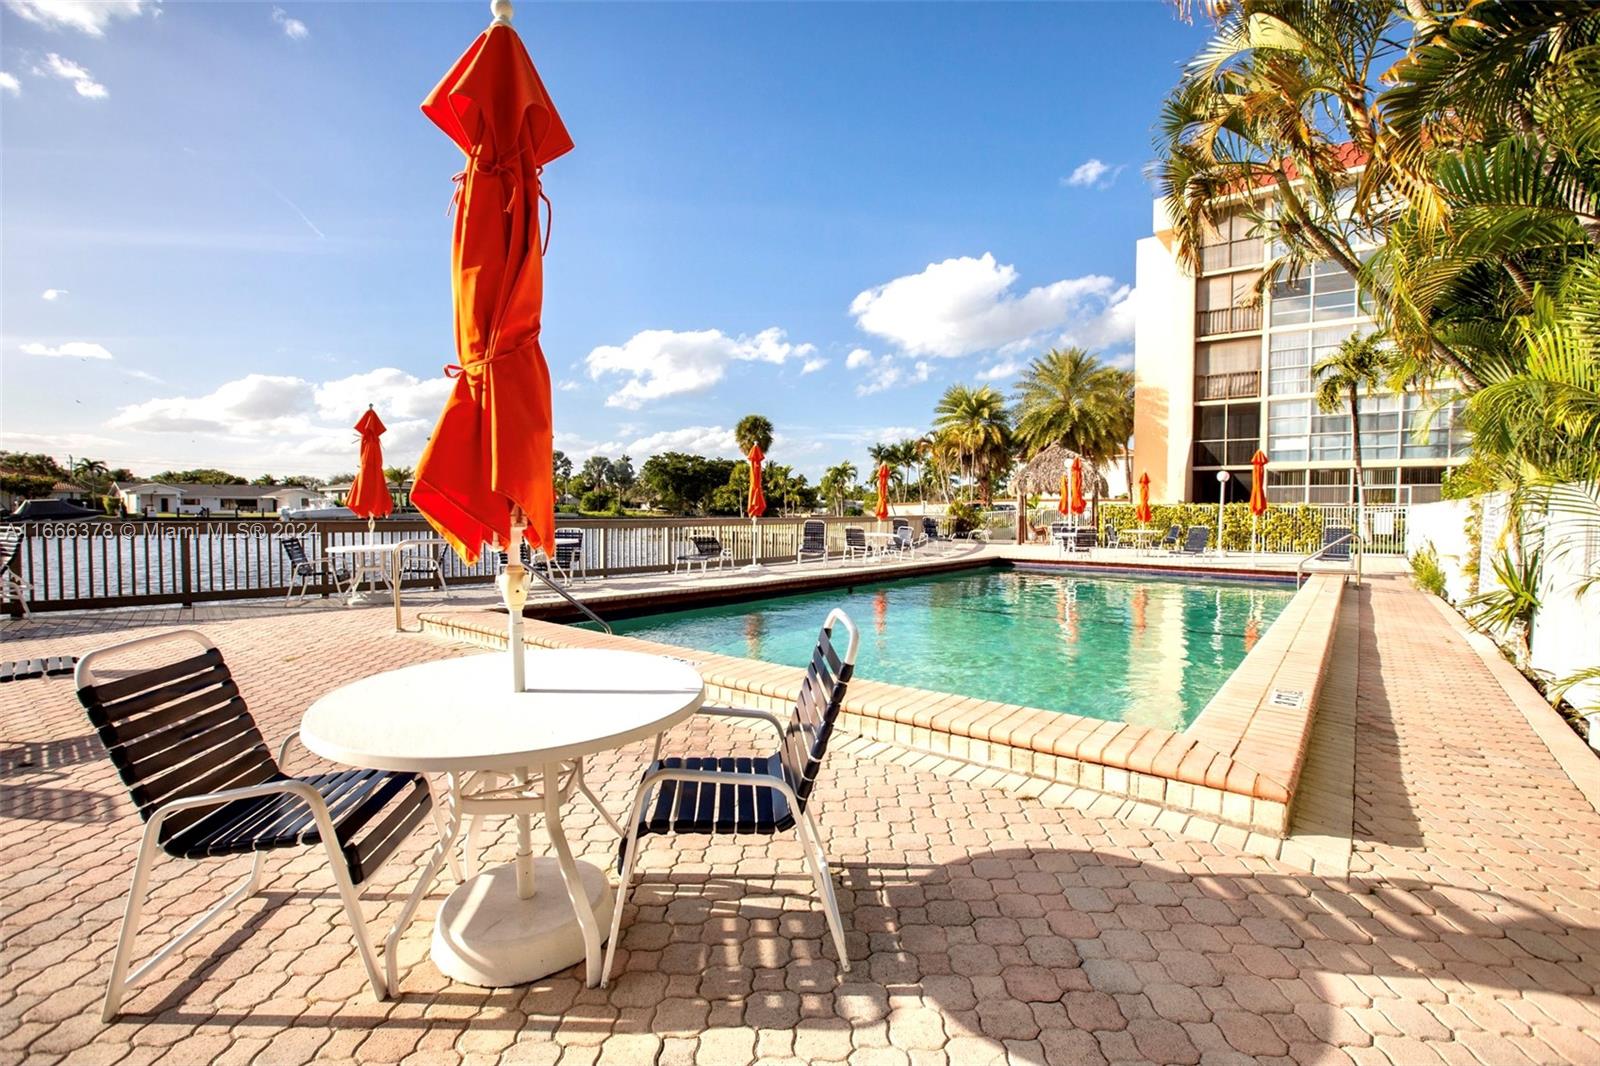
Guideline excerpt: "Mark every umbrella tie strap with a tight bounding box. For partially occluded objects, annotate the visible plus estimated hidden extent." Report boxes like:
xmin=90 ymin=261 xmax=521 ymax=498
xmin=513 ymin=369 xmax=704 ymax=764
xmin=443 ymin=337 xmax=540 ymax=381
xmin=448 ymin=148 xmax=553 ymax=252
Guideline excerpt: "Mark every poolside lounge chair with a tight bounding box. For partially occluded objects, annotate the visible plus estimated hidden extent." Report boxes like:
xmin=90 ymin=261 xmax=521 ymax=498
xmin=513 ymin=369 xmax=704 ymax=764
xmin=280 ymin=536 xmax=348 ymax=604
xmin=842 ymin=526 xmax=874 ymax=563
xmin=553 ymin=528 xmax=587 ymax=582
xmin=603 ymin=609 xmax=860 ymax=986
xmin=498 ymin=542 xmax=568 ymax=585
xmin=1319 ymin=526 xmax=1353 ymax=562
xmin=920 ymin=516 xmax=947 ymax=544
xmin=75 ymin=630 xmax=451 ymax=1019
xmin=796 ymin=520 xmax=828 ymax=564
xmin=397 ymin=543 xmax=449 ymax=595
xmin=893 ymin=518 xmax=928 ymax=550
xmin=1172 ymin=525 xmax=1211 ymax=555
xmin=1051 ymin=522 xmax=1092 ymax=554
xmin=1 ymin=526 xmax=30 ymax=617
xmin=1157 ymin=524 xmax=1182 ymax=552
xmin=674 ymin=535 xmax=731 ymax=574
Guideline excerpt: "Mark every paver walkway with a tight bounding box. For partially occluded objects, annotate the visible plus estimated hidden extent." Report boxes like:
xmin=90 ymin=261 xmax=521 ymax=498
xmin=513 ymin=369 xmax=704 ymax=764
xmin=2 ymin=575 xmax=1598 ymax=1065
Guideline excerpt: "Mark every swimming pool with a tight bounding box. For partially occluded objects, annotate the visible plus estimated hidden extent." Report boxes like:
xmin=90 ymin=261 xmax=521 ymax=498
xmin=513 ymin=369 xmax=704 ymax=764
xmin=593 ymin=566 xmax=1295 ymax=730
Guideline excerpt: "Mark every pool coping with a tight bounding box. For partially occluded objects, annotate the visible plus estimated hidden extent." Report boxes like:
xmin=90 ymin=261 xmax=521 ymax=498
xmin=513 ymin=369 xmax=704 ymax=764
xmin=419 ymin=570 xmax=1347 ymax=837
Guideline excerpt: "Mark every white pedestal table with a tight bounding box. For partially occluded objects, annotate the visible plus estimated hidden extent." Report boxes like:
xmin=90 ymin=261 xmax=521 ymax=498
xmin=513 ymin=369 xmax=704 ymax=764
xmin=299 ymin=649 xmax=704 ymax=989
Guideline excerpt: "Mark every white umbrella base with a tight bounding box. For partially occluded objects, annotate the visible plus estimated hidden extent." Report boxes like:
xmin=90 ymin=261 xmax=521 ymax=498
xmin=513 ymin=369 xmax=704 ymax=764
xmin=431 ymin=858 xmax=614 ymax=986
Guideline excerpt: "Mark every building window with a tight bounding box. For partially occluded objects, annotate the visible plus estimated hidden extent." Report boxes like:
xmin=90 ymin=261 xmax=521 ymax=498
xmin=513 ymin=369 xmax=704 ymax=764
xmin=1195 ymin=337 xmax=1261 ymax=400
xmin=1267 ymin=324 xmax=1374 ymax=396
xmin=1199 ymin=210 xmax=1264 ymax=274
xmin=1192 ymin=402 xmax=1260 ymax=467
xmin=1270 ymin=259 xmax=1362 ymax=327
xmin=1401 ymin=466 xmax=1446 ymax=503
xmin=1266 ymin=469 xmax=1306 ymax=503
xmin=1267 ymin=399 xmax=1310 ymax=461
xmin=1308 ymin=468 xmax=1351 ymax=504
xmin=1401 ymin=393 xmax=1469 ymax=459
xmin=1196 ymin=273 xmax=1262 ymax=336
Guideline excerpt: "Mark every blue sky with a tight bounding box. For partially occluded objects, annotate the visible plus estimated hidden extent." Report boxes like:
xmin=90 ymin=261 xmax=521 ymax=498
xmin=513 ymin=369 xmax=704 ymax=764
xmin=0 ymin=1 xmax=1206 ymax=481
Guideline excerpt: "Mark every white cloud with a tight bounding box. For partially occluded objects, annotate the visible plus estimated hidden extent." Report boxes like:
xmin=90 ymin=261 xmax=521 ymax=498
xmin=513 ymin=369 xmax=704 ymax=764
xmin=585 ymin=326 xmax=815 ymax=409
xmin=20 ymin=340 xmax=112 ymax=359
xmin=557 ymin=379 xmax=581 ymax=391
xmin=271 ymin=6 xmax=308 ymax=40
xmin=977 ymin=360 xmax=1022 ymax=381
xmin=850 ymin=253 xmax=1131 ymax=358
xmin=855 ymin=357 xmax=932 ymax=397
xmin=1063 ymin=158 xmax=1111 ymax=188
xmin=310 ymin=367 xmax=452 ymax=423
xmin=123 ymin=368 xmax=162 ymax=384
xmin=0 ymin=72 xmax=19 ymax=95
xmin=845 ymin=347 xmax=875 ymax=370
xmin=613 ymin=425 xmax=740 ymax=458
xmin=40 ymin=288 xmax=67 ymax=300
xmin=800 ymin=357 xmax=828 ymax=375
xmin=111 ymin=374 xmax=312 ymax=433
xmin=4 ymin=0 xmax=148 ymax=36
xmin=40 ymin=53 xmax=107 ymax=98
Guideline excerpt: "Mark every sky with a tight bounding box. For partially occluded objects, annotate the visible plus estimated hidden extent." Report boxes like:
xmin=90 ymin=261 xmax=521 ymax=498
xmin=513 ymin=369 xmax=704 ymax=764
xmin=0 ymin=0 xmax=1208 ymax=482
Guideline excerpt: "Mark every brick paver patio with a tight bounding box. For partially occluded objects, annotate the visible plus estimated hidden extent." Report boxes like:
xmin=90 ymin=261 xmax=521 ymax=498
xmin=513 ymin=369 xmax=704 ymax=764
xmin=3 ymin=575 xmax=1598 ymax=1065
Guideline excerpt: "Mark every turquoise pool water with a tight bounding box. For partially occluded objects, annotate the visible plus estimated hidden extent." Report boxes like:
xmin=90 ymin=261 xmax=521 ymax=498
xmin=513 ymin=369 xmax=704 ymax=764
xmin=597 ymin=567 xmax=1295 ymax=730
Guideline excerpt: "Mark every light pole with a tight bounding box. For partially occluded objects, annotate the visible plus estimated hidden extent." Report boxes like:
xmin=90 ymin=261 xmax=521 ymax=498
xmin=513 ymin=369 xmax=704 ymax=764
xmin=1215 ymin=470 xmax=1228 ymax=554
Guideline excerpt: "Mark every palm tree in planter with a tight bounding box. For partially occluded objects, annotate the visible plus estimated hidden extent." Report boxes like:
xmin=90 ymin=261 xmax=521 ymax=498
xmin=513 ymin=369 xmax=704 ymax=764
xmin=1314 ymin=330 xmax=1393 ymax=578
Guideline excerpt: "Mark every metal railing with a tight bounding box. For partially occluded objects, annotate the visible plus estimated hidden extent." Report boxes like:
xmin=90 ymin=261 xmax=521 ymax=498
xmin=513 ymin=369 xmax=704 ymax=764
xmin=2 ymin=513 xmax=956 ymax=614
xmin=529 ymin=567 xmax=611 ymax=634
xmin=1196 ymin=306 xmax=1263 ymax=336
xmin=1195 ymin=370 xmax=1261 ymax=401
xmin=1296 ymin=532 xmax=1356 ymax=587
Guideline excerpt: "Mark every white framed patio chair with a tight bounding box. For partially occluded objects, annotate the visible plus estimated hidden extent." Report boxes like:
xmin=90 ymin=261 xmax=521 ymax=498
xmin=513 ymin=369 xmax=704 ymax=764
xmin=75 ymin=630 xmax=456 ymax=1020
xmin=1 ymin=526 xmax=30 ymax=617
xmin=603 ymin=608 xmax=860 ymax=985
xmin=280 ymin=535 xmax=347 ymax=604
xmin=841 ymin=526 xmax=874 ymax=563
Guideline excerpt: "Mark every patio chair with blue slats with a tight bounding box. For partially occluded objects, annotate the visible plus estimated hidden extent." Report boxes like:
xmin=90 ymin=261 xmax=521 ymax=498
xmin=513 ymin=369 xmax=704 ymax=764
xmin=1156 ymin=524 xmax=1182 ymax=552
xmin=674 ymin=535 xmax=731 ymax=574
xmin=796 ymin=519 xmax=829 ymax=564
xmin=498 ymin=541 xmax=568 ymax=585
xmin=603 ymin=609 xmax=861 ymax=985
xmin=920 ymin=516 xmax=947 ymax=545
xmin=1172 ymin=525 xmax=1211 ymax=555
xmin=280 ymin=535 xmax=349 ymax=605
xmin=554 ymin=527 xmax=587 ymax=582
xmin=1320 ymin=525 xmax=1353 ymax=562
xmin=75 ymin=630 xmax=455 ymax=1020
xmin=398 ymin=543 xmax=450 ymax=595
xmin=842 ymin=526 xmax=874 ymax=563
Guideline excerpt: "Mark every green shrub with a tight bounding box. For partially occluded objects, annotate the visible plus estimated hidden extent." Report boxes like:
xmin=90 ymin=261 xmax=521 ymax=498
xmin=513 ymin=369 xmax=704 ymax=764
xmin=946 ymin=498 xmax=980 ymax=535
xmin=579 ymin=488 xmax=615 ymax=513
xmin=1410 ymin=542 xmax=1448 ymax=598
xmin=1097 ymin=501 xmax=1335 ymax=553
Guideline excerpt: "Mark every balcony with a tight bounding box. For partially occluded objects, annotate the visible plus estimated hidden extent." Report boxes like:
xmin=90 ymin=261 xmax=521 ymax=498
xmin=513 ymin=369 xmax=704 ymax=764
xmin=1196 ymin=370 xmax=1261 ymax=401
xmin=1196 ymin=305 xmax=1263 ymax=337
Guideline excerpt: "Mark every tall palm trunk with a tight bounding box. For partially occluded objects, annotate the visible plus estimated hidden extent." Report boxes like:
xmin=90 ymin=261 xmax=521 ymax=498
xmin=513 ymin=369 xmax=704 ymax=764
xmin=1349 ymin=383 xmax=1365 ymax=584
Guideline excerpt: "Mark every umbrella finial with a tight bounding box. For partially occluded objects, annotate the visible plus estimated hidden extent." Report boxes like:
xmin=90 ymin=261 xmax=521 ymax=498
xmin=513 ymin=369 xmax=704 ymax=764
xmin=490 ymin=0 xmax=513 ymax=25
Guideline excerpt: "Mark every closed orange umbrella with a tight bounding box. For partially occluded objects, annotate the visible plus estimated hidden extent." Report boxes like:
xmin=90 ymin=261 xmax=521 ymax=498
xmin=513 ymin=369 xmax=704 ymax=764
xmin=1136 ymin=472 xmax=1153 ymax=524
xmin=410 ymin=14 xmax=573 ymax=567
xmin=746 ymin=445 xmax=767 ymax=518
xmin=346 ymin=407 xmax=394 ymax=521
xmin=1059 ymin=474 xmax=1070 ymax=515
xmin=1249 ymin=450 xmax=1269 ymax=517
xmin=1069 ymin=456 xmax=1087 ymax=516
xmin=875 ymin=463 xmax=890 ymax=521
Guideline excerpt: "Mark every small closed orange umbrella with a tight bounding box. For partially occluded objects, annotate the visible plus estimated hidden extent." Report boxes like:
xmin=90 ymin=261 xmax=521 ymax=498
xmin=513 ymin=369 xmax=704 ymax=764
xmin=1136 ymin=472 xmax=1153 ymax=524
xmin=1249 ymin=449 xmax=1269 ymax=552
xmin=1069 ymin=456 xmax=1087 ymax=517
xmin=875 ymin=463 xmax=891 ymax=522
xmin=346 ymin=406 xmax=394 ymax=523
xmin=1059 ymin=474 xmax=1070 ymax=515
xmin=746 ymin=445 xmax=767 ymax=518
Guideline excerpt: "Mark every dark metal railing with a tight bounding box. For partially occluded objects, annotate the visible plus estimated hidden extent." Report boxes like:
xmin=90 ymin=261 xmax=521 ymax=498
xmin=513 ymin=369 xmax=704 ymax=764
xmin=1195 ymin=370 xmax=1261 ymax=401
xmin=1196 ymin=305 xmax=1263 ymax=336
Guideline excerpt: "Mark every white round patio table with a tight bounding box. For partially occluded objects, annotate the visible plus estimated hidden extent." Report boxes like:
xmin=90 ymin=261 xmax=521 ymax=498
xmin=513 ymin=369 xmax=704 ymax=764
xmin=300 ymin=649 xmax=704 ymax=989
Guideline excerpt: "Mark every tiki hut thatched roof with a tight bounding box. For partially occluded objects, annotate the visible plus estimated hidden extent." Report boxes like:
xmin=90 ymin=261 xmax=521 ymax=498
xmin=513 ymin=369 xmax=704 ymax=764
xmin=1011 ymin=443 xmax=1090 ymax=495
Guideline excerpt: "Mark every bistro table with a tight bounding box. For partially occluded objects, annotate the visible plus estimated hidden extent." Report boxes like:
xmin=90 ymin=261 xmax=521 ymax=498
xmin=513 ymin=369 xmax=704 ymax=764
xmin=1119 ymin=527 xmax=1164 ymax=554
xmin=300 ymin=648 xmax=705 ymax=989
xmin=322 ymin=537 xmax=448 ymax=612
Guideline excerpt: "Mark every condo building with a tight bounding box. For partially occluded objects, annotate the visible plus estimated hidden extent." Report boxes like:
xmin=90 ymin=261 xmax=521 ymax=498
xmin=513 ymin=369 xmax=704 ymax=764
xmin=1131 ymin=189 xmax=1469 ymax=508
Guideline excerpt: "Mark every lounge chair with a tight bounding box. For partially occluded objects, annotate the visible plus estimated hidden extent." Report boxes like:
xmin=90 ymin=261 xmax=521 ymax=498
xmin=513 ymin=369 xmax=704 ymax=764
xmin=674 ymin=535 xmax=731 ymax=574
xmin=1050 ymin=522 xmax=1089 ymax=554
xmin=796 ymin=520 xmax=828 ymax=564
xmin=1156 ymin=524 xmax=1182 ymax=552
xmin=603 ymin=609 xmax=860 ymax=985
xmin=1103 ymin=527 xmax=1121 ymax=550
xmin=920 ymin=517 xmax=946 ymax=544
xmin=398 ymin=543 xmax=449 ymax=595
xmin=75 ymin=630 xmax=451 ymax=1019
xmin=553 ymin=527 xmax=587 ymax=582
xmin=1320 ymin=526 xmax=1353 ymax=562
xmin=498 ymin=542 xmax=567 ymax=585
xmin=1 ymin=526 xmax=30 ymax=617
xmin=280 ymin=535 xmax=347 ymax=604
xmin=1172 ymin=525 xmax=1211 ymax=555
xmin=842 ymin=526 xmax=874 ymax=563
xmin=0 ymin=656 xmax=76 ymax=682
xmin=893 ymin=518 xmax=928 ymax=550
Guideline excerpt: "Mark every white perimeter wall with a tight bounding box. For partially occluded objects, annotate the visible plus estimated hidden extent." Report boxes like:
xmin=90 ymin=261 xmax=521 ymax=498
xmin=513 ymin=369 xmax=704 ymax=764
xmin=1407 ymin=489 xmax=1600 ymax=710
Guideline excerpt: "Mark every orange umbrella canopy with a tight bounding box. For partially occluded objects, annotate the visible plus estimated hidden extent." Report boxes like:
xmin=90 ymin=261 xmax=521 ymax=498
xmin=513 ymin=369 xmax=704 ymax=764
xmin=1069 ymin=456 xmax=1087 ymax=515
xmin=746 ymin=444 xmax=767 ymax=518
xmin=346 ymin=407 xmax=394 ymax=520
xmin=1250 ymin=450 xmax=1270 ymax=517
xmin=1059 ymin=474 xmax=1070 ymax=513
xmin=410 ymin=23 xmax=574 ymax=565
xmin=1136 ymin=472 xmax=1153 ymax=523
xmin=875 ymin=463 xmax=891 ymax=521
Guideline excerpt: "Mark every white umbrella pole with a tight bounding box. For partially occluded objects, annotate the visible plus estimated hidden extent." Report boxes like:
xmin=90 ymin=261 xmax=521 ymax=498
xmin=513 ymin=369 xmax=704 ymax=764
xmin=499 ymin=509 xmax=529 ymax=694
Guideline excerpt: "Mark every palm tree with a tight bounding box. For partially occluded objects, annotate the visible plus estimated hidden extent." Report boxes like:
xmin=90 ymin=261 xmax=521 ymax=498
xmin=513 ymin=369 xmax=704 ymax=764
xmin=931 ymin=384 xmax=1012 ymax=505
xmin=1314 ymin=331 xmax=1393 ymax=565
xmin=820 ymin=461 xmax=858 ymax=515
xmin=1013 ymin=348 xmax=1133 ymax=521
xmin=71 ymin=457 xmax=109 ymax=492
xmin=734 ymin=415 xmax=774 ymax=456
